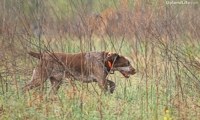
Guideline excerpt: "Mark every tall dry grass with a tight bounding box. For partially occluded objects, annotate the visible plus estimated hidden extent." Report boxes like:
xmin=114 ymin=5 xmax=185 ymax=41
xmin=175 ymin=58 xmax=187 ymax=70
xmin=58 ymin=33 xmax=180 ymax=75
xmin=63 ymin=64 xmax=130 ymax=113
xmin=0 ymin=0 xmax=200 ymax=119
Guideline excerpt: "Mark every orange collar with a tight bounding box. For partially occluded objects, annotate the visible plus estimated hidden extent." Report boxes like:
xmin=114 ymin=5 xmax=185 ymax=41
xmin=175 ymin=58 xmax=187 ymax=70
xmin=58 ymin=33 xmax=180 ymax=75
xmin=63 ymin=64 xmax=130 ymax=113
xmin=108 ymin=61 xmax=112 ymax=69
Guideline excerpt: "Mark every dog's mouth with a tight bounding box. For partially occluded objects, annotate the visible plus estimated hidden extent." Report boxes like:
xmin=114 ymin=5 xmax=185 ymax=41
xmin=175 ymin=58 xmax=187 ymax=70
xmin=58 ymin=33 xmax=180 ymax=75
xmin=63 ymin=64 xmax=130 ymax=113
xmin=120 ymin=70 xmax=130 ymax=78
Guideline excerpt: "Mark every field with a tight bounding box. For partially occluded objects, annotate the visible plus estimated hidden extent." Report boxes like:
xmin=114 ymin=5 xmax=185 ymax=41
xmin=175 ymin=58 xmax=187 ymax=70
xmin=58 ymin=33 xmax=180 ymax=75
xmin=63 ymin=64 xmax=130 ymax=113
xmin=0 ymin=0 xmax=200 ymax=119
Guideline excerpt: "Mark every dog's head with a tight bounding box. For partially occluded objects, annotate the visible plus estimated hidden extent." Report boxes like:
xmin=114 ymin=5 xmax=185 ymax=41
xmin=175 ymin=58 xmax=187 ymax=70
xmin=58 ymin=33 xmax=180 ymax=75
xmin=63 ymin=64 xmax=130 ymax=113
xmin=106 ymin=52 xmax=136 ymax=78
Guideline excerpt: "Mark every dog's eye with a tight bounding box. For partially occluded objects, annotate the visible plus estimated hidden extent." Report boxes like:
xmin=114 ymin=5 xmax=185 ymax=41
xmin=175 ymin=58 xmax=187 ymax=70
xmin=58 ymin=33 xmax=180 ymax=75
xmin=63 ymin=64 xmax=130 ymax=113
xmin=127 ymin=61 xmax=130 ymax=65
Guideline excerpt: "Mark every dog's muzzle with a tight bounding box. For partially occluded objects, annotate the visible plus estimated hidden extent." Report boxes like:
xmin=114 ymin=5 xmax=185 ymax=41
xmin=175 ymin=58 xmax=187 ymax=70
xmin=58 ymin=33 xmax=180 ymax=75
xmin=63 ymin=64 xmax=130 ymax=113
xmin=112 ymin=66 xmax=136 ymax=78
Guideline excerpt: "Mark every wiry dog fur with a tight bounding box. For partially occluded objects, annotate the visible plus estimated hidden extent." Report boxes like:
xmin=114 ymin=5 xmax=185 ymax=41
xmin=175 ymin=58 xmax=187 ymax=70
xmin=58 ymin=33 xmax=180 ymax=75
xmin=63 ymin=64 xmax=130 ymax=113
xmin=23 ymin=51 xmax=136 ymax=94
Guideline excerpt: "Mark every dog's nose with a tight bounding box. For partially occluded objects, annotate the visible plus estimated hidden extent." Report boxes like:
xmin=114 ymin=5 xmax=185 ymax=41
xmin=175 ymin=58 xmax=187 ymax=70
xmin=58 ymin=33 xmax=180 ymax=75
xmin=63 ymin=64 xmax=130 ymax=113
xmin=130 ymin=68 xmax=137 ymax=75
xmin=133 ymin=69 xmax=137 ymax=74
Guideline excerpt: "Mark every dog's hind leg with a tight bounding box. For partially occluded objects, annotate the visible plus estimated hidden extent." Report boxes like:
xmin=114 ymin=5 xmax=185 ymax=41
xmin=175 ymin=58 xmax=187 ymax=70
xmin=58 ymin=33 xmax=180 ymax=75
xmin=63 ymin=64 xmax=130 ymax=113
xmin=50 ymin=73 xmax=63 ymax=94
xmin=23 ymin=66 xmax=48 ymax=93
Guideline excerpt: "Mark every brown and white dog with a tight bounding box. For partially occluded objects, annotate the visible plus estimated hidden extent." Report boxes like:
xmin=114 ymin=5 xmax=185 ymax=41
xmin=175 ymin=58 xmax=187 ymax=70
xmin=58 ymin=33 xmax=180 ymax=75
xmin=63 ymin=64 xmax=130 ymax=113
xmin=23 ymin=51 xmax=136 ymax=94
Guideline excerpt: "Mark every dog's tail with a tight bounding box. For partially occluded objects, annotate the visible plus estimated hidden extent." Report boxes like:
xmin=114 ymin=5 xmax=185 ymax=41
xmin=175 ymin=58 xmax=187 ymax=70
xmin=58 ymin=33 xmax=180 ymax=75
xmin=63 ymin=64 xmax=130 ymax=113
xmin=28 ymin=51 xmax=41 ymax=59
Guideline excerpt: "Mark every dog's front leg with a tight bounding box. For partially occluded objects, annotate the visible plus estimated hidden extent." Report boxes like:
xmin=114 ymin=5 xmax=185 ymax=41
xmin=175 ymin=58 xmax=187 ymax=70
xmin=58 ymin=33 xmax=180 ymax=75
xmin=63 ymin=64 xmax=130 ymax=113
xmin=107 ymin=80 xmax=115 ymax=93
xmin=97 ymin=79 xmax=108 ymax=93
xmin=92 ymin=61 xmax=109 ymax=93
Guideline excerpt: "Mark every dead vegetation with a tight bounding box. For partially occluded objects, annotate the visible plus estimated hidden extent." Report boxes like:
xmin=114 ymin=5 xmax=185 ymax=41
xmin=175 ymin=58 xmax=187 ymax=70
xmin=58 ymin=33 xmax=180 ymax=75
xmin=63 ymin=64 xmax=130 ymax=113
xmin=0 ymin=0 xmax=200 ymax=119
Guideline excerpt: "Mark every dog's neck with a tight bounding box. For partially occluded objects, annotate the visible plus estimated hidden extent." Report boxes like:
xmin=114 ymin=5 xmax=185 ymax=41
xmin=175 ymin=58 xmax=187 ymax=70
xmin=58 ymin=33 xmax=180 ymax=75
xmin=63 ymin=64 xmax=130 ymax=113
xmin=85 ymin=51 xmax=114 ymax=73
xmin=85 ymin=51 xmax=104 ymax=61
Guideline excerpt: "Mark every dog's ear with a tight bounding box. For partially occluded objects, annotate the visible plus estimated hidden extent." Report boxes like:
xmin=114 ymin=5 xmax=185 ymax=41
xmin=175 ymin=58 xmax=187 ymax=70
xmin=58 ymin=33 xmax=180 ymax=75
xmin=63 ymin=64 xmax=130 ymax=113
xmin=106 ymin=52 xmax=119 ymax=62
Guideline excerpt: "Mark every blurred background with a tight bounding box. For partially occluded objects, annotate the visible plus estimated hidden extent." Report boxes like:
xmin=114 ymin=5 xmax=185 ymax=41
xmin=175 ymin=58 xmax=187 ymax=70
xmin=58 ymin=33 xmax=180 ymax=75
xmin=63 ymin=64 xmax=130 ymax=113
xmin=0 ymin=0 xmax=200 ymax=119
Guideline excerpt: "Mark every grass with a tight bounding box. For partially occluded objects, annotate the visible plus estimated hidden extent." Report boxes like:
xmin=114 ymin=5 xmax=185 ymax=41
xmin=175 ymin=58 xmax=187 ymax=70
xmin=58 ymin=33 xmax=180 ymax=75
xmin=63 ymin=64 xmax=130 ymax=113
xmin=1 ymin=37 xmax=199 ymax=119
xmin=0 ymin=0 xmax=200 ymax=119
